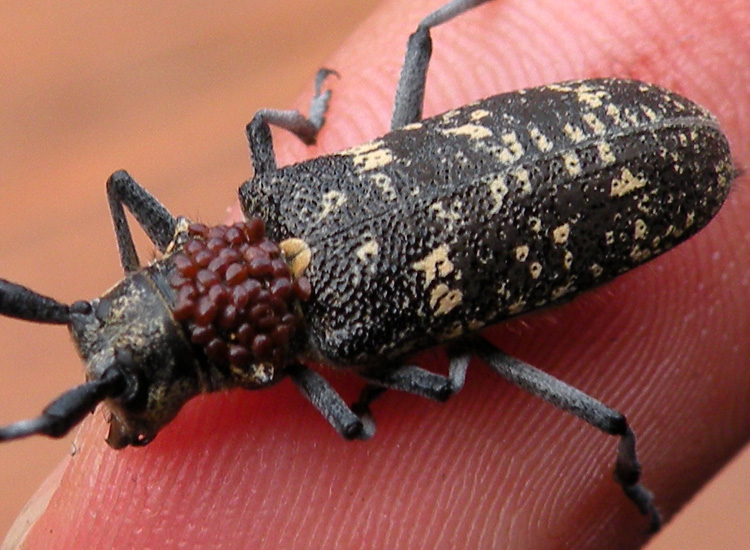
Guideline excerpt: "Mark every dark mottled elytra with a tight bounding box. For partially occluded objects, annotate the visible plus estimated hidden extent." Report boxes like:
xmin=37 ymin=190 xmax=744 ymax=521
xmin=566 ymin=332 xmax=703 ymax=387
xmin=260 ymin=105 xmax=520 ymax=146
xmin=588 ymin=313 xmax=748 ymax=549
xmin=0 ymin=0 xmax=734 ymax=534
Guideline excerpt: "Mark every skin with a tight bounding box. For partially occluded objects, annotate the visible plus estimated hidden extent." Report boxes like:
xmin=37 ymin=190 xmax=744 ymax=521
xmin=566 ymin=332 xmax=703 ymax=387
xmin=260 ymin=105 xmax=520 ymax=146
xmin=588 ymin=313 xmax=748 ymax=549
xmin=8 ymin=0 xmax=750 ymax=548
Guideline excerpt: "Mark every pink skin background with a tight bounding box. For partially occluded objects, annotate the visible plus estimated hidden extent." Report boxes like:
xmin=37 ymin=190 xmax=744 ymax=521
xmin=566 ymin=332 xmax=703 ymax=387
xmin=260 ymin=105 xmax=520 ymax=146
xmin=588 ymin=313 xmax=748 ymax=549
xmin=0 ymin=0 xmax=749 ymax=548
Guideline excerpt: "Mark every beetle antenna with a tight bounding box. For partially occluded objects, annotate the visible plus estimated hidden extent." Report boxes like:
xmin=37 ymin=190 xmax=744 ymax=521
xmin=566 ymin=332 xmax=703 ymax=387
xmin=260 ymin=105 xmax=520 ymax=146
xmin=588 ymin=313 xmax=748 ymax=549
xmin=0 ymin=368 xmax=126 ymax=442
xmin=0 ymin=278 xmax=70 ymax=324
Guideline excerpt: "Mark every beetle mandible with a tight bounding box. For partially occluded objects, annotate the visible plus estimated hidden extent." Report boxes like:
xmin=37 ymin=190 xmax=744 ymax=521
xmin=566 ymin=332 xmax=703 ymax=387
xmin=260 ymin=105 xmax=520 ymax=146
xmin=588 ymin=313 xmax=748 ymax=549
xmin=0 ymin=0 xmax=734 ymax=533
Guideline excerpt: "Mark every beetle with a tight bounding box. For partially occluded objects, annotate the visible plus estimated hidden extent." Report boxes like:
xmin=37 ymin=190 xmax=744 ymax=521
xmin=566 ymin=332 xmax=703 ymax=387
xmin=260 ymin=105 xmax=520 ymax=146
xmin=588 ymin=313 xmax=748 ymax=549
xmin=0 ymin=0 xmax=734 ymax=533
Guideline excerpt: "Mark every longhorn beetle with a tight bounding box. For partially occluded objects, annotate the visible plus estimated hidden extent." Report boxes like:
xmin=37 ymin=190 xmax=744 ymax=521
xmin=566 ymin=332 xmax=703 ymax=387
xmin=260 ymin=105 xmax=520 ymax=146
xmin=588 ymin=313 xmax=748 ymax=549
xmin=0 ymin=0 xmax=734 ymax=533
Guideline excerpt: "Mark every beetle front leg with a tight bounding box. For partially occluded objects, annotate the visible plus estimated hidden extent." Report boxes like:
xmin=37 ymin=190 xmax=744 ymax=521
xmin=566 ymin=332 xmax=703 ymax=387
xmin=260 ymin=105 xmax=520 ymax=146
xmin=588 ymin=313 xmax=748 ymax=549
xmin=245 ymin=68 xmax=337 ymax=177
xmin=287 ymin=363 xmax=370 ymax=440
xmin=106 ymin=170 xmax=177 ymax=273
xmin=475 ymin=340 xmax=662 ymax=532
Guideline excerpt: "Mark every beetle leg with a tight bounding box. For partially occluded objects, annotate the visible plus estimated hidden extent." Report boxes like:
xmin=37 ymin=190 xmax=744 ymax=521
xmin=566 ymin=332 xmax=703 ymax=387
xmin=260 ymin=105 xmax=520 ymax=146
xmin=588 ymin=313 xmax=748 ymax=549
xmin=245 ymin=68 xmax=338 ymax=177
xmin=391 ymin=0 xmax=492 ymax=129
xmin=287 ymin=363 xmax=370 ymax=440
xmin=475 ymin=340 xmax=661 ymax=532
xmin=106 ymin=170 xmax=177 ymax=273
xmin=352 ymin=347 xmax=472 ymax=419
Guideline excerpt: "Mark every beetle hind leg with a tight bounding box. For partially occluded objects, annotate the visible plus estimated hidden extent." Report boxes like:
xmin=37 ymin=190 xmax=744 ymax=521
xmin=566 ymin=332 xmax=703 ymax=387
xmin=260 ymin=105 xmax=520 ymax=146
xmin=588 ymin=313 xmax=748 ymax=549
xmin=475 ymin=340 xmax=662 ymax=532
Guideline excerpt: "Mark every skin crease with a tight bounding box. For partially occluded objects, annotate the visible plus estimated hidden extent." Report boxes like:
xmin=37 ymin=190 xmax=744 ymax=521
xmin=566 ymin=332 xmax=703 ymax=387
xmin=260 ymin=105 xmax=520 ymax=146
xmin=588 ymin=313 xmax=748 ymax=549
xmin=11 ymin=0 xmax=750 ymax=548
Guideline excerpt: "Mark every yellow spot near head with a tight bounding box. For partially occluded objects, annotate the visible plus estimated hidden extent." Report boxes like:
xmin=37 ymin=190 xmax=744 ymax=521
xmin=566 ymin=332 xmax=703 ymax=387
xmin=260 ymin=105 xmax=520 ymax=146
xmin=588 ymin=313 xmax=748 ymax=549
xmin=552 ymin=223 xmax=570 ymax=244
xmin=402 ymin=121 xmax=423 ymax=131
xmin=413 ymin=245 xmax=454 ymax=288
xmin=280 ymin=238 xmax=312 ymax=279
xmin=610 ymin=168 xmax=647 ymax=197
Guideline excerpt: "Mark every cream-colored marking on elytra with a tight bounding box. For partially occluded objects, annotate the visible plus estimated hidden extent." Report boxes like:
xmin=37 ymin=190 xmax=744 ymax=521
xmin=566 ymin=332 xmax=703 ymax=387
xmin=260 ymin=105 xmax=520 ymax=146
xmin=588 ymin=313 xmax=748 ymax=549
xmin=597 ymin=141 xmax=616 ymax=165
xmin=651 ymin=235 xmax=662 ymax=248
xmin=441 ymin=123 xmax=493 ymax=140
xmin=582 ymin=112 xmax=605 ymax=135
xmin=487 ymin=174 xmax=509 ymax=212
xmin=511 ymin=166 xmax=532 ymax=194
xmin=551 ymin=282 xmax=575 ymax=301
xmin=468 ymin=319 xmax=485 ymax=331
xmin=430 ymin=284 xmax=463 ymax=316
xmin=634 ymin=219 xmax=648 ymax=240
xmin=685 ymin=211 xmax=696 ymax=228
xmin=413 ymin=244 xmax=454 ymax=288
xmin=577 ymin=88 xmax=608 ymax=108
xmin=402 ymin=121 xmax=423 ymax=131
xmin=515 ymin=245 xmax=529 ymax=262
xmin=546 ymin=83 xmax=575 ymax=93
xmin=563 ymin=123 xmax=585 ymax=143
xmin=640 ymin=105 xmax=658 ymax=122
xmin=611 ymin=168 xmax=647 ymax=197
xmin=343 ymin=140 xmax=393 ymax=171
xmin=280 ymin=238 xmax=312 ymax=279
xmin=440 ymin=322 xmax=464 ymax=340
xmin=529 ymin=262 xmax=543 ymax=279
xmin=552 ymin=223 xmax=570 ymax=244
xmin=624 ymin=108 xmax=641 ymax=126
xmin=529 ymin=126 xmax=553 ymax=152
xmin=605 ymin=231 xmax=615 ymax=246
xmin=590 ymin=263 xmax=604 ymax=277
xmin=318 ymin=190 xmax=347 ymax=219
xmin=678 ymin=133 xmax=688 ymax=147
xmin=507 ymin=299 xmax=527 ymax=315
xmin=355 ymin=239 xmax=379 ymax=263
xmin=630 ymin=246 xmax=652 ymax=262
xmin=528 ymin=217 xmax=542 ymax=233
xmin=371 ymin=173 xmax=397 ymax=201
xmin=606 ymin=103 xmax=622 ymax=125
xmin=563 ymin=250 xmax=573 ymax=270
xmin=563 ymin=152 xmax=581 ymax=176
xmin=431 ymin=200 xmax=463 ymax=226
xmin=496 ymin=131 xmax=524 ymax=163
xmin=441 ymin=108 xmax=461 ymax=122
xmin=470 ymin=109 xmax=491 ymax=121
